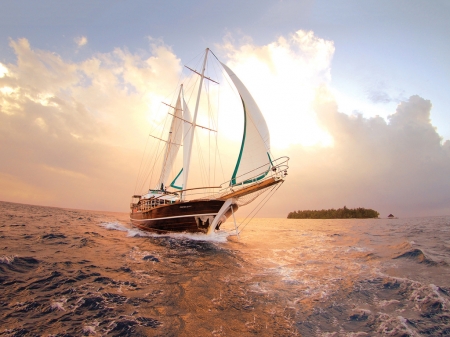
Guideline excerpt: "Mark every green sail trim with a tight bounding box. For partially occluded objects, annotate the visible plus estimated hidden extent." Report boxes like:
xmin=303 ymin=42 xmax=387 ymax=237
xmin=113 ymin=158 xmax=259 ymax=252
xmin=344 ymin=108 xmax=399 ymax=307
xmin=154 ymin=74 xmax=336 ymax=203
xmin=242 ymin=169 xmax=269 ymax=184
xmin=241 ymin=152 xmax=272 ymax=184
xmin=230 ymin=96 xmax=247 ymax=186
xmin=170 ymin=168 xmax=183 ymax=190
xmin=267 ymin=152 xmax=274 ymax=166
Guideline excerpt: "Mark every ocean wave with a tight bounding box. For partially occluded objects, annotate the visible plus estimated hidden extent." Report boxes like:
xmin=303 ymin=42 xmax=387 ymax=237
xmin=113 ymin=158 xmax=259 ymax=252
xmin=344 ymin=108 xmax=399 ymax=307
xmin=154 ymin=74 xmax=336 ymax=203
xmin=0 ymin=255 xmax=39 ymax=274
xmin=100 ymin=221 xmax=230 ymax=243
xmin=100 ymin=222 xmax=130 ymax=232
xmin=393 ymin=248 xmax=441 ymax=265
xmin=0 ymin=255 xmax=17 ymax=264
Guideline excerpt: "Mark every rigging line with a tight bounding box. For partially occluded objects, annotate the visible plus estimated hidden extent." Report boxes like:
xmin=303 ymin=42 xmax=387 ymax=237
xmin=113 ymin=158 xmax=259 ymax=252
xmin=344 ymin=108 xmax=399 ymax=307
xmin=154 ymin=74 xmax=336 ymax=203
xmin=237 ymin=182 xmax=285 ymax=234
xmin=145 ymin=147 xmax=166 ymax=191
xmin=217 ymin=60 xmax=272 ymax=160
xmin=181 ymin=53 xmax=202 ymax=90
xmin=143 ymin=118 xmax=168 ymax=191
xmin=140 ymin=142 xmax=161 ymax=192
xmin=207 ymin=58 xmax=220 ymax=186
xmin=134 ymin=137 xmax=148 ymax=193
xmin=200 ymin=134 xmax=211 ymax=191
xmin=205 ymin=76 xmax=212 ymax=189
xmin=183 ymin=49 xmax=206 ymax=71
xmin=138 ymin=131 xmax=161 ymax=193
xmin=147 ymin=110 xmax=170 ymax=189
xmin=215 ymin=129 xmax=226 ymax=185
xmin=208 ymin=56 xmax=226 ymax=184
xmin=209 ymin=49 xmax=220 ymax=62
xmin=162 ymin=102 xmax=181 ymax=110
xmin=136 ymin=98 xmax=169 ymax=192
xmin=236 ymin=185 xmax=277 ymax=229
xmin=237 ymin=181 xmax=283 ymax=231
xmin=215 ymin=70 xmax=226 ymax=184
xmin=195 ymin=131 xmax=208 ymax=190
xmin=221 ymin=63 xmax=270 ymax=155
xmin=138 ymin=95 xmax=177 ymax=192
xmin=134 ymin=133 xmax=151 ymax=195
xmin=149 ymin=134 xmax=183 ymax=146
xmin=136 ymin=57 xmax=186 ymax=194
xmin=208 ymin=94 xmax=211 ymax=189
xmin=185 ymin=74 xmax=200 ymax=106
xmin=185 ymin=66 xmax=219 ymax=84
xmin=167 ymin=112 xmax=217 ymax=132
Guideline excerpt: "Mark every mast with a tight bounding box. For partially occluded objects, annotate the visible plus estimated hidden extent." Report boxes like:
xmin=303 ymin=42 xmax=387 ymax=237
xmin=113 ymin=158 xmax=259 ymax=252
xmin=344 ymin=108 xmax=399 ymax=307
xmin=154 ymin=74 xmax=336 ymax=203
xmin=181 ymin=48 xmax=209 ymax=200
xmin=156 ymin=85 xmax=183 ymax=190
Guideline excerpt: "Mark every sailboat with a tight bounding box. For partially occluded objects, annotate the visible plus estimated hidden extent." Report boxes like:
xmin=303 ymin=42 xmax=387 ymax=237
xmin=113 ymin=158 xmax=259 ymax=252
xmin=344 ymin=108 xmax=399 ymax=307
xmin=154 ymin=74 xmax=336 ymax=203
xmin=130 ymin=48 xmax=289 ymax=235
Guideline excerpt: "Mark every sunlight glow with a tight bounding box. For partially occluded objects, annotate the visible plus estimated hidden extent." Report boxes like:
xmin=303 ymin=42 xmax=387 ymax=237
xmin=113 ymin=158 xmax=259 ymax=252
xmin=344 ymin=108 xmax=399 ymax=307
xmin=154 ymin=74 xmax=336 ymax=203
xmin=0 ymin=63 xmax=8 ymax=78
xmin=220 ymin=30 xmax=335 ymax=149
xmin=0 ymin=86 xmax=15 ymax=95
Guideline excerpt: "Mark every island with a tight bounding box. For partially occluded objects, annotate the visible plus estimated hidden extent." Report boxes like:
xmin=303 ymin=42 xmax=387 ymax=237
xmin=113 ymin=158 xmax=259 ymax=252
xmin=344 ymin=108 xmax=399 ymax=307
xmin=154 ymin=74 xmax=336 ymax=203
xmin=287 ymin=206 xmax=379 ymax=219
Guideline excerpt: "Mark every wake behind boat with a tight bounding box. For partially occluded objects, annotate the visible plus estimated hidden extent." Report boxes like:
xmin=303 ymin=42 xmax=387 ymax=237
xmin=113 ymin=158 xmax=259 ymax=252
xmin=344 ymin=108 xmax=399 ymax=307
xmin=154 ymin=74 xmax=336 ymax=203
xmin=130 ymin=48 xmax=289 ymax=234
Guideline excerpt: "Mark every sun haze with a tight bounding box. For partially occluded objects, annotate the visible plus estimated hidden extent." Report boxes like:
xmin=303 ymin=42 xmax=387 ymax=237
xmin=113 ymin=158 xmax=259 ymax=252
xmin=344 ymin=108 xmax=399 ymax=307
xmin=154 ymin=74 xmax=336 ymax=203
xmin=0 ymin=1 xmax=449 ymax=218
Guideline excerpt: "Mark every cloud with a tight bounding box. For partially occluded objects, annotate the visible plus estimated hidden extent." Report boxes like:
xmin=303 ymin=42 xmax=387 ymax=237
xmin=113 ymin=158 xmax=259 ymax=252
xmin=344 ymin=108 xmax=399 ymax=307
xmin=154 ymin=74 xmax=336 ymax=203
xmin=75 ymin=36 xmax=88 ymax=47
xmin=366 ymin=82 xmax=406 ymax=104
xmin=217 ymin=30 xmax=335 ymax=148
xmin=1 ymin=34 xmax=449 ymax=218
xmin=367 ymin=89 xmax=395 ymax=104
xmin=0 ymin=38 xmax=181 ymax=211
xmin=262 ymin=92 xmax=450 ymax=218
xmin=0 ymin=63 xmax=8 ymax=78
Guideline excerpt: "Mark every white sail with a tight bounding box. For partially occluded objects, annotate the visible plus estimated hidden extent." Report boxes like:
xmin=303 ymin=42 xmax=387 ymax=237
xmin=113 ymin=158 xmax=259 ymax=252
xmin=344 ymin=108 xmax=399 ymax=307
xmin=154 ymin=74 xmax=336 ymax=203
xmin=169 ymin=168 xmax=183 ymax=190
xmin=157 ymin=91 xmax=183 ymax=189
xmin=220 ymin=62 xmax=272 ymax=186
xmin=169 ymin=88 xmax=193 ymax=194
xmin=180 ymin=91 xmax=193 ymax=198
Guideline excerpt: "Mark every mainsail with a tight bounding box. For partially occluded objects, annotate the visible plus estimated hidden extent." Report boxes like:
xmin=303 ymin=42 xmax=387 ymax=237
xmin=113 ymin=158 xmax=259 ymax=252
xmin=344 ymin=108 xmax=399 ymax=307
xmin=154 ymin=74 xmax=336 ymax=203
xmin=169 ymin=88 xmax=193 ymax=193
xmin=157 ymin=91 xmax=183 ymax=189
xmin=220 ymin=62 xmax=272 ymax=186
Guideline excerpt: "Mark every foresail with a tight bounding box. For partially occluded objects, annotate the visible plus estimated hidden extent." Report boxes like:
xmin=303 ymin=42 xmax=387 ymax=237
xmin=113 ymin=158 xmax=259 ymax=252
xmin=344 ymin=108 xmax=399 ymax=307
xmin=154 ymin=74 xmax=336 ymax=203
xmin=180 ymin=91 xmax=193 ymax=196
xmin=220 ymin=62 xmax=272 ymax=186
xmin=157 ymin=92 xmax=183 ymax=189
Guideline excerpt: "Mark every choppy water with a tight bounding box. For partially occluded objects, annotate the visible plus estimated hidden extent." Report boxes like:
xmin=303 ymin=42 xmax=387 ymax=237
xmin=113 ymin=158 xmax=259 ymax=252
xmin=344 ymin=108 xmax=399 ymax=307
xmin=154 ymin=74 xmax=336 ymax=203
xmin=1 ymin=201 xmax=450 ymax=336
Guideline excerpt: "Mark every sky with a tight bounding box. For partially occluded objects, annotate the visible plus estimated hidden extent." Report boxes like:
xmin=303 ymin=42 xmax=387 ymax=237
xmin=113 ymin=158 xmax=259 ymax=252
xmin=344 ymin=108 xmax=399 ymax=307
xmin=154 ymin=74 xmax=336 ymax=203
xmin=1 ymin=0 xmax=449 ymax=218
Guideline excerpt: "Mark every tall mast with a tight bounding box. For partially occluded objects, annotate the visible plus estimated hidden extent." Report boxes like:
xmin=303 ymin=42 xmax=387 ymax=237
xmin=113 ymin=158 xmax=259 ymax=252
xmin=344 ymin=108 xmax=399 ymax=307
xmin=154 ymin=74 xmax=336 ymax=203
xmin=181 ymin=48 xmax=209 ymax=200
xmin=157 ymin=85 xmax=183 ymax=190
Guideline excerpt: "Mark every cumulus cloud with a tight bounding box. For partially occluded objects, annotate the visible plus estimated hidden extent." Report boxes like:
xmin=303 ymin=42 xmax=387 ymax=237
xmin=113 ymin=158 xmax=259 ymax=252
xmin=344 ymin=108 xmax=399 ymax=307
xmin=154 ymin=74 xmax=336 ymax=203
xmin=75 ymin=36 xmax=88 ymax=47
xmin=263 ymin=92 xmax=450 ymax=217
xmin=0 ymin=38 xmax=181 ymax=210
xmin=0 ymin=63 xmax=8 ymax=78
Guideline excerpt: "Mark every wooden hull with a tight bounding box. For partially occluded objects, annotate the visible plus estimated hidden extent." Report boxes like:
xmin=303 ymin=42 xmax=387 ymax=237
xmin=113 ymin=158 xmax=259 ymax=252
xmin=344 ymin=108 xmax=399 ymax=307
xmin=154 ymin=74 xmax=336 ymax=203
xmin=130 ymin=199 xmax=238 ymax=234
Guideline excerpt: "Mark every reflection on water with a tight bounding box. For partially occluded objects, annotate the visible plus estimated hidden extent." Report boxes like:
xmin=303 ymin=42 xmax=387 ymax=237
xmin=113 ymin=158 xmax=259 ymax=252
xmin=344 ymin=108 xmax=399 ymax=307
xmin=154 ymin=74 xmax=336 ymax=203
xmin=1 ymin=201 xmax=450 ymax=336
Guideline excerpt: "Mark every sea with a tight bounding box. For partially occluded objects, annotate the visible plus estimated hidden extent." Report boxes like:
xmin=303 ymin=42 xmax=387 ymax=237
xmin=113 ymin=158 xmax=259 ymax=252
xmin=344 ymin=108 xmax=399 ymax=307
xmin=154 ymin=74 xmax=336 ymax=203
xmin=1 ymin=200 xmax=450 ymax=336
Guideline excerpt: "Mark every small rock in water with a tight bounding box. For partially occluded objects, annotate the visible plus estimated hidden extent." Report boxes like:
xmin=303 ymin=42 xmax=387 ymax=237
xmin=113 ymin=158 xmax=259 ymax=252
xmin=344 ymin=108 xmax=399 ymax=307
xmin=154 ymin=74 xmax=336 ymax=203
xmin=143 ymin=255 xmax=159 ymax=262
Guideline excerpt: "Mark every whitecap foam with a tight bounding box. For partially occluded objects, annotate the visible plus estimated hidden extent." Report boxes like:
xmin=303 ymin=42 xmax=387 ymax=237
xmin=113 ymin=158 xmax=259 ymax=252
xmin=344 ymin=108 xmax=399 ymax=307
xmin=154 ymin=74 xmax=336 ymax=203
xmin=345 ymin=246 xmax=369 ymax=253
xmin=167 ymin=231 xmax=230 ymax=243
xmin=0 ymin=255 xmax=16 ymax=264
xmin=82 ymin=325 xmax=96 ymax=334
xmin=51 ymin=302 xmax=65 ymax=311
xmin=100 ymin=222 xmax=130 ymax=232
xmin=100 ymin=222 xmax=229 ymax=243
